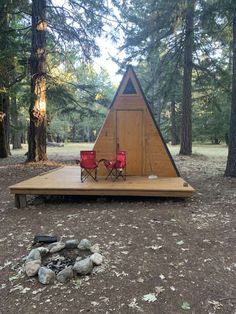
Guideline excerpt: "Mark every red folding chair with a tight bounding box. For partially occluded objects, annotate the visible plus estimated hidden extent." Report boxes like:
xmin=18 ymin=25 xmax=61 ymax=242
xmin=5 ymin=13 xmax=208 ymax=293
xmin=104 ymin=151 xmax=126 ymax=181
xmin=76 ymin=151 xmax=99 ymax=182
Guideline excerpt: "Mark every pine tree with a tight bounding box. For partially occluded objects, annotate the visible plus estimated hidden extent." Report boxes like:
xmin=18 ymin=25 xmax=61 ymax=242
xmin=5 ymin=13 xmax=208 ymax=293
xmin=113 ymin=0 xmax=196 ymax=154
xmin=225 ymin=10 xmax=236 ymax=177
xmin=202 ymin=0 xmax=236 ymax=176
xmin=0 ymin=0 xmax=30 ymax=158
xmin=0 ymin=0 xmax=10 ymax=157
xmin=179 ymin=0 xmax=196 ymax=155
xmin=27 ymin=0 xmax=47 ymax=161
xmin=26 ymin=0 xmax=110 ymax=161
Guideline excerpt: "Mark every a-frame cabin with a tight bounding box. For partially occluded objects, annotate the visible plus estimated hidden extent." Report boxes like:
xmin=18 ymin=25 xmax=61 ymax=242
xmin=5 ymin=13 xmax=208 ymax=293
xmin=94 ymin=65 xmax=180 ymax=177
xmin=10 ymin=65 xmax=195 ymax=208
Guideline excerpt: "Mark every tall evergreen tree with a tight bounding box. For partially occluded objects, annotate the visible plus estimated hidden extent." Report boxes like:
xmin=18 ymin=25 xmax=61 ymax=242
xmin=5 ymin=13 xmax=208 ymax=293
xmin=179 ymin=0 xmax=195 ymax=155
xmin=201 ymin=0 xmax=236 ymax=176
xmin=28 ymin=0 xmax=47 ymax=161
xmin=26 ymin=0 xmax=110 ymax=161
xmin=0 ymin=0 xmax=30 ymax=158
xmin=113 ymin=0 xmax=197 ymax=154
xmin=0 ymin=0 xmax=10 ymax=157
xmin=225 ymin=9 xmax=236 ymax=177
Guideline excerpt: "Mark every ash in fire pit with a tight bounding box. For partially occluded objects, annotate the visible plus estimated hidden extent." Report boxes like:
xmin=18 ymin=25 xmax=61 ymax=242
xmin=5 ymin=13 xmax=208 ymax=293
xmin=24 ymin=238 xmax=103 ymax=285
xmin=45 ymin=256 xmax=74 ymax=274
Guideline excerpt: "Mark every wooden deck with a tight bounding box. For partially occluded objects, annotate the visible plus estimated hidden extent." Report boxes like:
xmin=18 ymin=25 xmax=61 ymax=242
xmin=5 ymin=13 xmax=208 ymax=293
xmin=9 ymin=166 xmax=195 ymax=208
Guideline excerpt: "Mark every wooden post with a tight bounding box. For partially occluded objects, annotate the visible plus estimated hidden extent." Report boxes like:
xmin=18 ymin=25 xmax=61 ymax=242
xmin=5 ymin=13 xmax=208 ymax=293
xmin=15 ymin=194 xmax=27 ymax=208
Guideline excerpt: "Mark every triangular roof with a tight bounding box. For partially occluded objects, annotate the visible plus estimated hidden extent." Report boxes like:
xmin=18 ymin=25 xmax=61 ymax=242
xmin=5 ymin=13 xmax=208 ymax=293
xmin=94 ymin=65 xmax=180 ymax=177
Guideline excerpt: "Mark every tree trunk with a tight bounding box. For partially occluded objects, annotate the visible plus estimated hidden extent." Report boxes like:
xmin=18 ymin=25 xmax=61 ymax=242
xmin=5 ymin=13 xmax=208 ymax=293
xmin=0 ymin=106 xmax=8 ymax=158
xmin=155 ymin=102 xmax=162 ymax=127
xmin=4 ymin=94 xmax=11 ymax=155
xmin=27 ymin=0 xmax=47 ymax=162
xmin=11 ymin=97 xmax=22 ymax=149
xmin=72 ymin=124 xmax=76 ymax=142
xmin=179 ymin=0 xmax=195 ymax=155
xmin=0 ymin=1 xmax=10 ymax=158
xmin=225 ymin=13 xmax=236 ymax=177
xmin=47 ymin=132 xmax=53 ymax=143
xmin=22 ymin=134 xmax=26 ymax=144
xmin=13 ymin=134 xmax=22 ymax=149
xmin=46 ymin=113 xmax=53 ymax=142
xmin=170 ymin=101 xmax=180 ymax=145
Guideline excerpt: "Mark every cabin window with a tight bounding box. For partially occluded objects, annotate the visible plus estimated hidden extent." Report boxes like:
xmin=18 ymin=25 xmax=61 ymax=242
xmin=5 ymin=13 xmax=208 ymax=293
xmin=123 ymin=78 xmax=137 ymax=94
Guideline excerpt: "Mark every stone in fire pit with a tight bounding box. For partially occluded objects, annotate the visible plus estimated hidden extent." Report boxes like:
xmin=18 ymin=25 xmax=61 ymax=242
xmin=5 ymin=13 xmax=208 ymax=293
xmin=24 ymin=238 xmax=103 ymax=285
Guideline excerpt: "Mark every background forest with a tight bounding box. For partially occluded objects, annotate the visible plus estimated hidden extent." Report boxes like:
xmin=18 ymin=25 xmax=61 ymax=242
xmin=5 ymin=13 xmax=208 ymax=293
xmin=0 ymin=0 xmax=236 ymax=175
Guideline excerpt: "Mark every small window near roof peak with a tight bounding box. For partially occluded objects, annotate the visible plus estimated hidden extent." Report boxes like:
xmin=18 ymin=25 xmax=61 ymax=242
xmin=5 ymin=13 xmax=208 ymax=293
xmin=123 ymin=78 xmax=137 ymax=94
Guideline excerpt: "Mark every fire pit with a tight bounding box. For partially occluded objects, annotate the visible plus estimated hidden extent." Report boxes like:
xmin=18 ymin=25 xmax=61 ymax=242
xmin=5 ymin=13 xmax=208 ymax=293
xmin=24 ymin=238 xmax=103 ymax=284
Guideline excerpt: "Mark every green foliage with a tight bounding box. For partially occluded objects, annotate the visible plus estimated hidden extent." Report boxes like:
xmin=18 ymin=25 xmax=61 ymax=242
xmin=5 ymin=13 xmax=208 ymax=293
xmin=112 ymin=0 xmax=233 ymax=145
xmin=46 ymin=64 xmax=115 ymax=142
xmin=47 ymin=0 xmax=110 ymax=60
xmin=0 ymin=0 xmax=115 ymax=150
xmin=1 ymin=0 xmax=235 ymax=152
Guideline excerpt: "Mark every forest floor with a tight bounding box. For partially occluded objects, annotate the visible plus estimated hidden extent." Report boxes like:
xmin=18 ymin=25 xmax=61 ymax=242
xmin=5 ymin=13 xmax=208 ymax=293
xmin=0 ymin=143 xmax=236 ymax=314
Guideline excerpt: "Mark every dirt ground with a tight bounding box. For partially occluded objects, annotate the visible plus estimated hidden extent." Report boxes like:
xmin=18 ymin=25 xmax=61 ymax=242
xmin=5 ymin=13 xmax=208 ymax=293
xmin=0 ymin=148 xmax=236 ymax=314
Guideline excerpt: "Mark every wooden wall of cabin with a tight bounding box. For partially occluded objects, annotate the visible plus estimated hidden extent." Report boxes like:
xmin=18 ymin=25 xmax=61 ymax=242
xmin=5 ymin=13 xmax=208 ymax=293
xmin=93 ymin=98 xmax=178 ymax=177
xmin=93 ymin=109 xmax=116 ymax=176
xmin=93 ymin=68 xmax=178 ymax=177
xmin=144 ymin=110 xmax=178 ymax=177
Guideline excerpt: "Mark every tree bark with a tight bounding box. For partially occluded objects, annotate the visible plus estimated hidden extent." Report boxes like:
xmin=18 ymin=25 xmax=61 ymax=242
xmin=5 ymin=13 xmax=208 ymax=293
xmin=72 ymin=124 xmax=77 ymax=142
xmin=46 ymin=113 xmax=53 ymax=142
xmin=225 ymin=13 xmax=236 ymax=177
xmin=0 ymin=1 xmax=10 ymax=158
xmin=179 ymin=0 xmax=195 ymax=155
xmin=170 ymin=101 xmax=180 ymax=145
xmin=4 ymin=94 xmax=10 ymax=155
xmin=11 ymin=97 xmax=22 ymax=149
xmin=155 ymin=102 xmax=162 ymax=127
xmin=0 ymin=105 xmax=8 ymax=158
xmin=27 ymin=0 xmax=47 ymax=162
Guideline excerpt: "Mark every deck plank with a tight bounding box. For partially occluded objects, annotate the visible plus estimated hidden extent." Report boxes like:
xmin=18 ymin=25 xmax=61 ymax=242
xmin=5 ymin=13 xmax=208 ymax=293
xmin=9 ymin=166 xmax=195 ymax=197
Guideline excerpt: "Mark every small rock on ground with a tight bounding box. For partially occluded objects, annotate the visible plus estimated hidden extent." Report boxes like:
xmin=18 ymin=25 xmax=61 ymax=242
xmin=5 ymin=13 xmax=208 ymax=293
xmin=57 ymin=266 xmax=74 ymax=283
xmin=73 ymin=257 xmax=93 ymax=275
xmin=26 ymin=249 xmax=41 ymax=262
xmin=90 ymin=243 xmax=100 ymax=253
xmin=38 ymin=267 xmax=55 ymax=284
xmin=90 ymin=253 xmax=103 ymax=266
xmin=25 ymin=260 xmax=41 ymax=277
xmin=65 ymin=239 xmax=79 ymax=249
xmin=37 ymin=247 xmax=49 ymax=256
xmin=49 ymin=242 xmax=65 ymax=253
xmin=78 ymin=239 xmax=91 ymax=250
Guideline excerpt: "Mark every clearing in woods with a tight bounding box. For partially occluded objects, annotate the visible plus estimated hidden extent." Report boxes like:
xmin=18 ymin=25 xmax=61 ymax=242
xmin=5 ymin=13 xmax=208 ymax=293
xmin=0 ymin=143 xmax=235 ymax=314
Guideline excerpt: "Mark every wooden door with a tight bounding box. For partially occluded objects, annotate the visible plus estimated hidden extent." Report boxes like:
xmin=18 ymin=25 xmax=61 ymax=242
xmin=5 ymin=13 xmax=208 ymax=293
xmin=116 ymin=110 xmax=143 ymax=175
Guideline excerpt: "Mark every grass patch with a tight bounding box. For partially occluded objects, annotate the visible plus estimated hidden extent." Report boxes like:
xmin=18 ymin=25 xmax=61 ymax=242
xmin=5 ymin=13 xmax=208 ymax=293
xmin=168 ymin=144 xmax=228 ymax=158
xmin=10 ymin=142 xmax=228 ymax=159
